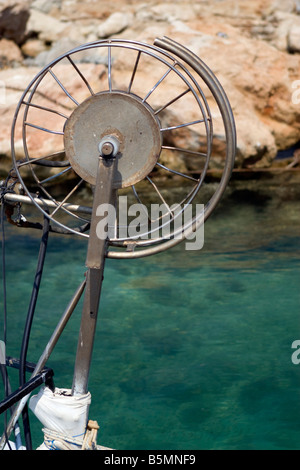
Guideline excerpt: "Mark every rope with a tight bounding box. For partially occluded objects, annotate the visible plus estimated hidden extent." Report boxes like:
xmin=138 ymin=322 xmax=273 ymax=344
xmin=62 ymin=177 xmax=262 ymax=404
xmin=40 ymin=420 xmax=100 ymax=451
xmin=81 ymin=420 xmax=100 ymax=450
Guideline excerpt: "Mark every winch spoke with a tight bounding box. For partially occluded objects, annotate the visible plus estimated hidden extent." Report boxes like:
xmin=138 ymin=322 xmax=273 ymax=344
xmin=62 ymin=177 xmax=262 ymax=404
xmin=66 ymin=55 xmax=95 ymax=96
xmin=156 ymin=162 xmax=199 ymax=182
xmin=24 ymin=121 xmax=64 ymax=135
xmin=142 ymin=65 xmax=175 ymax=103
xmin=154 ymin=88 xmax=191 ymax=115
xmin=161 ymin=146 xmax=207 ymax=158
xmin=39 ymin=166 xmax=72 ymax=185
xmin=108 ymin=44 xmax=112 ymax=92
xmin=48 ymin=68 xmax=80 ymax=106
xmin=160 ymin=118 xmax=207 ymax=132
xmin=128 ymin=50 xmax=141 ymax=94
xmin=146 ymin=176 xmax=174 ymax=217
xmin=49 ymin=179 xmax=84 ymax=219
xmin=22 ymin=101 xmax=69 ymax=119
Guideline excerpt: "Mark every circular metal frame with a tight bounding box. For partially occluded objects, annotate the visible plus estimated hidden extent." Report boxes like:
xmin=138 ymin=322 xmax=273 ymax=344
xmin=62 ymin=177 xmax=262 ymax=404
xmin=11 ymin=38 xmax=236 ymax=258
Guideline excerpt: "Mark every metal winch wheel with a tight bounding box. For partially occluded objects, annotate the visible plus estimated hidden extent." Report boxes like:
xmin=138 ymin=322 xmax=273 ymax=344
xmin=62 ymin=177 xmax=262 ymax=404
xmin=11 ymin=38 xmax=236 ymax=258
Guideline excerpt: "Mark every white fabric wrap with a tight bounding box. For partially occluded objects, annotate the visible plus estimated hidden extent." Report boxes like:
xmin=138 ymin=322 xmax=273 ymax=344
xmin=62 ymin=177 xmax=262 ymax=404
xmin=29 ymin=387 xmax=91 ymax=450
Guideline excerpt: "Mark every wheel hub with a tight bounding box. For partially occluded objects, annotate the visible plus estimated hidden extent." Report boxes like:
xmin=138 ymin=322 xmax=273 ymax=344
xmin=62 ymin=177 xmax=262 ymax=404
xmin=64 ymin=91 xmax=162 ymax=188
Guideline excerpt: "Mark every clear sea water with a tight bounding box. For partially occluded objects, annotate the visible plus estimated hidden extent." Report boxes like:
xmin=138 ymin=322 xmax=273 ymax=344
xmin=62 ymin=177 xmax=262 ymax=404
xmin=1 ymin=178 xmax=300 ymax=450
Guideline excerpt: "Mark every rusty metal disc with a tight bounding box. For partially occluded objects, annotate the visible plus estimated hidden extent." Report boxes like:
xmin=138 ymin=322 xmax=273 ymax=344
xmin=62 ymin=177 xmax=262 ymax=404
xmin=64 ymin=91 xmax=162 ymax=188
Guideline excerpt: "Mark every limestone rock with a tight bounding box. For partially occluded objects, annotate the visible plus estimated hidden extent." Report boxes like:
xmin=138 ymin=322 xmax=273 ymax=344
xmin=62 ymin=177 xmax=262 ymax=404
xmin=30 ymin=0 xmax=63 ymax=15
xmin=21 ymin=38 xmax=47 ymax=58
xmin=25 ymin=38 xmax=81 ymax=67
xmin=97 ymin=11 xmax=133 ymax=38
xmin=0 ymin=0 xmax=300 ymax=172
xmin=0 ymin=1 xmax=30 ymax=45
xmin=181 ymin=30 xmax=300 ymax=166
xmin=25 ymin=8 xmax=67 ymax=43
xmin=0 ymin=38 xmax=23 ymax=67
xmin=288 ymin=24 xmax=300 ymax=52
xmin=26 ymin=38 xmax=108 ymax=67
xmin=267 ymin=11 xmax=300 ymax=51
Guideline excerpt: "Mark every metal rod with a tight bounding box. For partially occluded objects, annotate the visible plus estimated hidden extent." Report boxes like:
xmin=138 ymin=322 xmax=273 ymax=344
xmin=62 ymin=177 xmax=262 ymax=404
xmin=146 ymin=176 xmax=174 ymax=216
xmin=3 ymin=192 xmax=92 ymax=215
xmin=131 ymin=185 xmax=152 ymax=223
xmin=0 ymin=279 xmax=86 ymax=449
xmin=39 ymin=166 xmax=72 ymax=184
xmin=161 ymin=145 xmax=207 ymax=158
xmin=156 ymin=162 xmax=199 ymax=182
xmin=35 ymin=279 xmax=86 ymax=372
xmin=24 ymin=122 xmax=64 ymax=135
xmin=108 ymin=44 xmax=112 ymax=92
xmin=48 ymin=68 xmax=80 ymax=106
xmin=22 ymin=101 xmax=69 ymax=119
xmin=160 ymin=118 xmax=206 ymax=132
xmin=66 ymin=55 xmax=95 ymax=96
xmin=49 ymin=179 xmax=84 ymax=218
xmin=154 ymin=88 xmax=190 ymax=115
xmin=72 ymin=154 xmax=117 ymax=396
xmin=128 ymin=50 xmax=141 ymax=93
xmin=142 ymin=65 xmax=174 ymax=103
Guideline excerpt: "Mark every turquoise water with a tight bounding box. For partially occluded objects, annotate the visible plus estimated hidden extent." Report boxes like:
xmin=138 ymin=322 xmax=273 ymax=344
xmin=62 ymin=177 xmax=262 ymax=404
xmin=1 ymin=180 xmax=300 ymax=450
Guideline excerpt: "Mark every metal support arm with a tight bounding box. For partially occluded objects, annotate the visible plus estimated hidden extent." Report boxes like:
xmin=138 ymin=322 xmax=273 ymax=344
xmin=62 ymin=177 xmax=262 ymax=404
xmin=72 ymin=152 xmax=117 ymax=396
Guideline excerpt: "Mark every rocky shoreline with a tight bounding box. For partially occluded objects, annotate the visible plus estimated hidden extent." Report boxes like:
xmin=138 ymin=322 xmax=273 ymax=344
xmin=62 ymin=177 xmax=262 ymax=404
xmin=0 ymin=0 xmax=300 ymax=180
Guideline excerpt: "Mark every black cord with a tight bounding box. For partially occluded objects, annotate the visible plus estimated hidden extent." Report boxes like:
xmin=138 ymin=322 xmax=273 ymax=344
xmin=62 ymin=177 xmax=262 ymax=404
xmin=19 ymin=213 xmax=50 ymax=450
xmin=0 ymin=197 xmax=11 ymax=450
xmin=0 ymin=198 xmax=8 ymax=356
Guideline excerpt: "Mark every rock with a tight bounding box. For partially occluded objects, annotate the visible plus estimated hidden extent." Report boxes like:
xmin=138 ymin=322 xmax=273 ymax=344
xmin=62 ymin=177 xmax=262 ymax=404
xmin=185 ymin=31 xmax=300 ymax=166
xmin=26 ymin=38 xmax=108 ymax=67
xmin=0 ymin=66 xmax=38 ymax=178
xmin=288 ymin=24 xmax=300 ymax=52
xmin=0 ymin=0 xmax=300 ymax=173
xmin=0 ymin=38 xmax=23 ymax=67
xmin=0 ymin=1 xmax=30 ymax=45
xmin=25 ymin=38 xmax=81 ymax=67
xmin=25 ymin=8 xmax=67 ymax=43
xmin=97 ymin=11 xmax=133 ymax=38
xmin=21 ymin=38 xmax=47 ymax=58
xmin=138 ymin=3 xmax=196 ymax=23
xmin=30 ymin=0 xmax=63 ymax=15
xmin=268 ymin=0 xmax=299 ymax=14
xmin=264 ymin=11 xmax=300 ymax=51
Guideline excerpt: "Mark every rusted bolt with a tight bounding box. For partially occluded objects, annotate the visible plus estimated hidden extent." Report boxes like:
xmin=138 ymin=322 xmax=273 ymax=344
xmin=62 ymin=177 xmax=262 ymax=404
xmin=98 ymin=135 xmax=120 ymax=158
xmin=101 ymin=142 xmax=114 ymax=156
